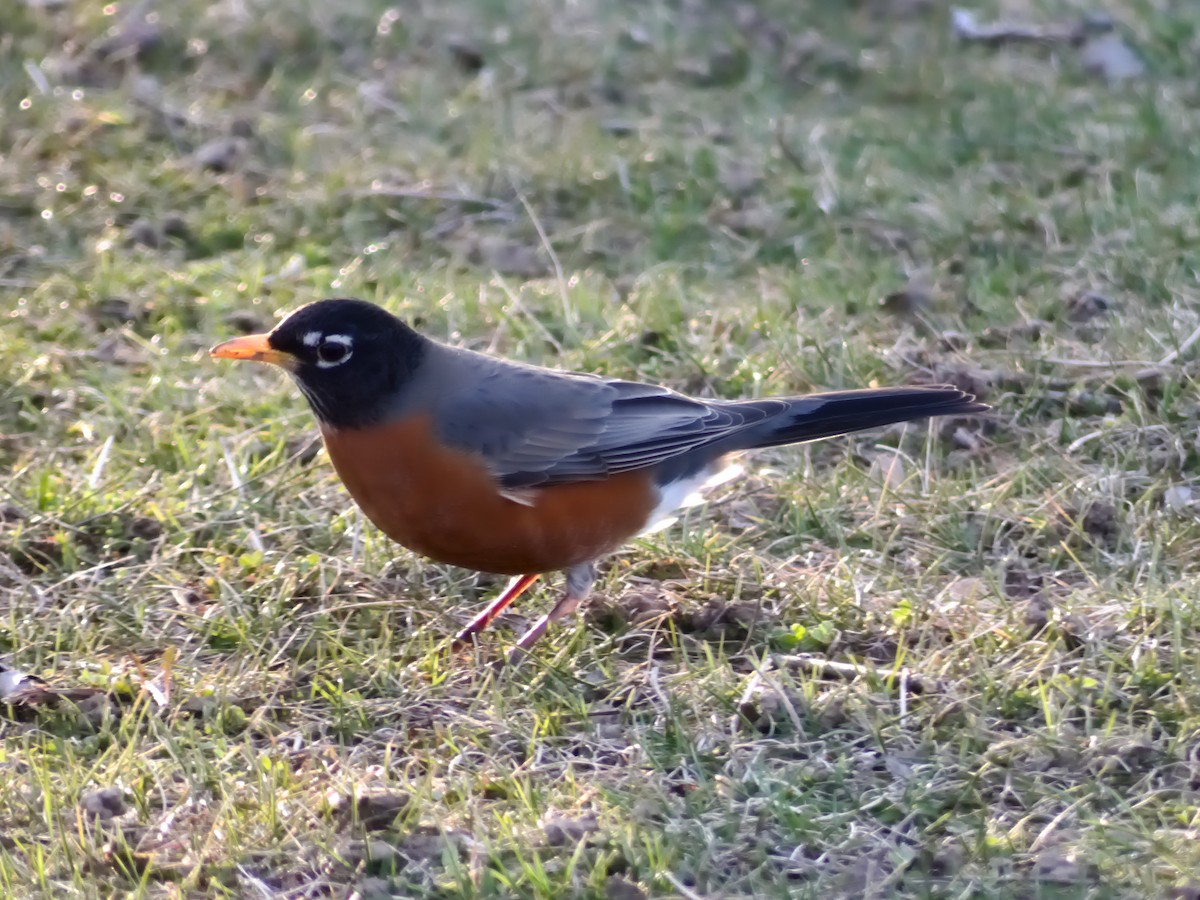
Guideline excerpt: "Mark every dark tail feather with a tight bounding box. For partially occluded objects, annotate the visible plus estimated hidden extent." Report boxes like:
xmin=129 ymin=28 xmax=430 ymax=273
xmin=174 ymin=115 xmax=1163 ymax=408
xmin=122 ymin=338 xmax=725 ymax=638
xmin=739 ymin=386 xmax=987 ymax=451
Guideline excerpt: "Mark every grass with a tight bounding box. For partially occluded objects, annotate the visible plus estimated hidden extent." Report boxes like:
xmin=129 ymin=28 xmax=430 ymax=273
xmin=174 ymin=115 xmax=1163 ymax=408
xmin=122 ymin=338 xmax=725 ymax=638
xmin=3 ymin=0 xmax=1200 ymax=896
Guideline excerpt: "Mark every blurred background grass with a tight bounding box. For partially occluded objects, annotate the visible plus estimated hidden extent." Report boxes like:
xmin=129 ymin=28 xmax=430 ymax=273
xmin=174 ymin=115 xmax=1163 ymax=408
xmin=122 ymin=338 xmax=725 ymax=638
xmin=4 ymin=1 xmax=1200 ymax=897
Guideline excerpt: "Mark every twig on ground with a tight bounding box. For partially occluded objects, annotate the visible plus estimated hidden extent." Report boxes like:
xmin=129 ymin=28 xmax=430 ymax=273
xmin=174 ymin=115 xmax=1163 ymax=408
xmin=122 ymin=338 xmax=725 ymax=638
xmin=774 ymin=654 xmax=944 ymax=695
xmin=1159 ymin=320 xmax=1200 ymax=366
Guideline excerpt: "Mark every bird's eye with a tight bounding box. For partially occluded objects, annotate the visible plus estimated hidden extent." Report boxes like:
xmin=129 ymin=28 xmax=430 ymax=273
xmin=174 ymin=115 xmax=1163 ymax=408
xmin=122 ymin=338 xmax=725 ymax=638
xmin=315 ymin=335 xmax=352 ymax=368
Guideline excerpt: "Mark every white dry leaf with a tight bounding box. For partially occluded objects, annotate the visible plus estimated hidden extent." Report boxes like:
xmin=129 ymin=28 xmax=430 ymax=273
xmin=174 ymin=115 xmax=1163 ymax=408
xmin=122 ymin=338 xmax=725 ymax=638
xmin=137 ymin=647 xmax=177 ymax=709
xmin=0 ymin=664 xmax=40 ymax=700
xmin=869 ymin=451 xmax=908 ymax=491
xmin=951 ymin=7 xmax=1076 ymax=44
xmin=1163 ymin=485 xmax=1194 ymax=515
xmin=277 ymin=252 xmax=307 ymax=281
xmin=1080 ymin=31 xmax=1145 ymax=82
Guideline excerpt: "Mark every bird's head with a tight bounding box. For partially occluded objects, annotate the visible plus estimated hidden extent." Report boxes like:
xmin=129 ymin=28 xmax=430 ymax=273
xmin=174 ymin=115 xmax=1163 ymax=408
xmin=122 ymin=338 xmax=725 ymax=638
xmin=210 ymin=298 xmax=426 ymax=428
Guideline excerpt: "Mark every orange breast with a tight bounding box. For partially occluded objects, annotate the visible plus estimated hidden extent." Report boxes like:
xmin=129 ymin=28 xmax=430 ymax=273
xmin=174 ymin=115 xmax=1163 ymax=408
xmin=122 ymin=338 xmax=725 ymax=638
xmin=319 ymin=415 xmax=658 ymax=575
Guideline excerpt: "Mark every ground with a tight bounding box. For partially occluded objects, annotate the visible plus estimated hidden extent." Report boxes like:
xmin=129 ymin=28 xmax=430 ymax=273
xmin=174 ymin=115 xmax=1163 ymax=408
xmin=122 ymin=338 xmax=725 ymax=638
xmin=2 ymin=0 xmax=1200 ymax=897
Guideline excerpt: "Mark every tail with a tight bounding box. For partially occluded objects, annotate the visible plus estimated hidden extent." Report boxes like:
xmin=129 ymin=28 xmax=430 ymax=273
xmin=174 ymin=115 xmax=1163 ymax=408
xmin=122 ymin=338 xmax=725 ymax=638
xmin=735 ymin=385 xmax=987 ymax=451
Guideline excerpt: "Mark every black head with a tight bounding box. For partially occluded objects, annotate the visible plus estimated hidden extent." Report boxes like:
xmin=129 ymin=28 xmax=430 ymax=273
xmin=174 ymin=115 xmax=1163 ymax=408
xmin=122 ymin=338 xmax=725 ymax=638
xmin=211 ymin=298 xmax=427 ymax=429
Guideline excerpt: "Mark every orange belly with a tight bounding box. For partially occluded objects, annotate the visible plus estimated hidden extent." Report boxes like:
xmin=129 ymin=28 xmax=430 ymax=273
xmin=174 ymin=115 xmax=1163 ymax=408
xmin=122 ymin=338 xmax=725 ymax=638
xmin=319 ymin=416 xmax=657 ymax=575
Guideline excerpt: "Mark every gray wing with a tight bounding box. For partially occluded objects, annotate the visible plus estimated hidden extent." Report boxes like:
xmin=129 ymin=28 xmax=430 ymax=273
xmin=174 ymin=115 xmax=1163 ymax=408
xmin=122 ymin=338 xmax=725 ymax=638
xmin=431 ymin=358 xmax=784 ymax=490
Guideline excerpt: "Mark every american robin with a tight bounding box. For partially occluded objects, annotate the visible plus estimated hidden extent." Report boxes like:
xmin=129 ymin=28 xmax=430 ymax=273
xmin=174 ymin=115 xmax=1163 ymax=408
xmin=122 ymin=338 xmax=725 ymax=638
xmin=211 ymin=298 xmax=986 ymax=661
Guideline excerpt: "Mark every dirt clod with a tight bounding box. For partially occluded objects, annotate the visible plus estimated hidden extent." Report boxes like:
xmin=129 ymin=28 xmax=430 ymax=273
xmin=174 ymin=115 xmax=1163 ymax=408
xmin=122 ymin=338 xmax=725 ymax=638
xmin=1082 ymin=501 xmax=1120 ymax=543
xmin=679 ymin=599 xmax=766 ymax=639
xmin=398 ymin=828 xmax=470 ymax=862
xmin=194 ymin=138 xmax=246 ymax=173
xmin=161 ymin=212 xmax=189 ymax=239
xmin=445 ymin=36 xmax=486 ymax=73
xmin=337 ymin=838 xmax=402 ymax=873
xmin=328 ymin=790 xmax=413 ymax=831
xmin=127 ymin=516 xmax=162 ymax=541
xmin=1030 ymin=847 xmax=1096 ymax=884
xmin=738 ymin=685 xmax=804 ymax=734
xmin=605 ymin=875 xmax=648 ymax=900
xmin=1066 ymin=290 xmax=1113 ymax=322
xmin=127 ymin=219 xmax=162 ymax=249
xmin=1024 ymin=595 xmax=1053 ymax=635
xmin=881 ymin=273 xmax=933 ymax=316
xmin=90 ymin=297 xmax=142 ymax=326
xmin=1003 ymin=565 xmax=1044 ymax=600
xmin=542 ymin=813 xmax=599 ymax=847
xmin=80 ymin=787 xmax=127 ymax=822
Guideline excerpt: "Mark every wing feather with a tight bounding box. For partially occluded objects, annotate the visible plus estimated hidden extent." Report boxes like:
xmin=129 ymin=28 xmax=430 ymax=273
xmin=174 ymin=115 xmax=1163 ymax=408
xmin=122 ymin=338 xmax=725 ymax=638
xmin=433 ymin=364 xmax=764 ymax=489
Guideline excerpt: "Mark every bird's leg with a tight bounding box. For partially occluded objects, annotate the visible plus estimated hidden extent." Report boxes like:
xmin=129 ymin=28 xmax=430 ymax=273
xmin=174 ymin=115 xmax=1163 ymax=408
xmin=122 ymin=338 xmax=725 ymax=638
xmin=452 ymin=572 xmax=541 ymax=648
xmin=506 ymin=563 xmax=596 ymax=664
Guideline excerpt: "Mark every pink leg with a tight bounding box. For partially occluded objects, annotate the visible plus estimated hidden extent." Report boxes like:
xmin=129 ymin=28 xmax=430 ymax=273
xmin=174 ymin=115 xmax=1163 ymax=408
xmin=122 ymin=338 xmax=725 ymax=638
xmin=506 ymin=564 xmax=595 ymax=665
xmin=453 ymin=573 xmax=541 ymax=648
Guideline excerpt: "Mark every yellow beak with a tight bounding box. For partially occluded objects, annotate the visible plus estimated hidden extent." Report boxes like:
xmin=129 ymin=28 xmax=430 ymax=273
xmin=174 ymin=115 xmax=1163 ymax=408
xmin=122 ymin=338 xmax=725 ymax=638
xmin=209 ymin=333 xmax=297 ymax=370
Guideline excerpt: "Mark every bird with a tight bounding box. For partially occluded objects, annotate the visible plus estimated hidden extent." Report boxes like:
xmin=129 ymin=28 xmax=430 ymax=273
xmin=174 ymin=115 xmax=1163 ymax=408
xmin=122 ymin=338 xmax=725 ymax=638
xmin=210 ymin=298 xmax=986 ymax=662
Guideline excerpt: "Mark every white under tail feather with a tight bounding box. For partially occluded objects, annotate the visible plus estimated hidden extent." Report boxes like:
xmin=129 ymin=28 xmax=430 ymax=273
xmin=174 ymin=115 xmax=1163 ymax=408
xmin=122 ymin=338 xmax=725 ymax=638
xmin=638 ymin=461 xmax=745 ymax=536
xmin=499 ymin=487 xmax=539 ymax=507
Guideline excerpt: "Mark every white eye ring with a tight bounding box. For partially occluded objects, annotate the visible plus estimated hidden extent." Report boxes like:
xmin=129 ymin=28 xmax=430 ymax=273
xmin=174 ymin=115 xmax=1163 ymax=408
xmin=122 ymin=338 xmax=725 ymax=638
xmin=315 ymin=333 xmax=353 ymax=368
